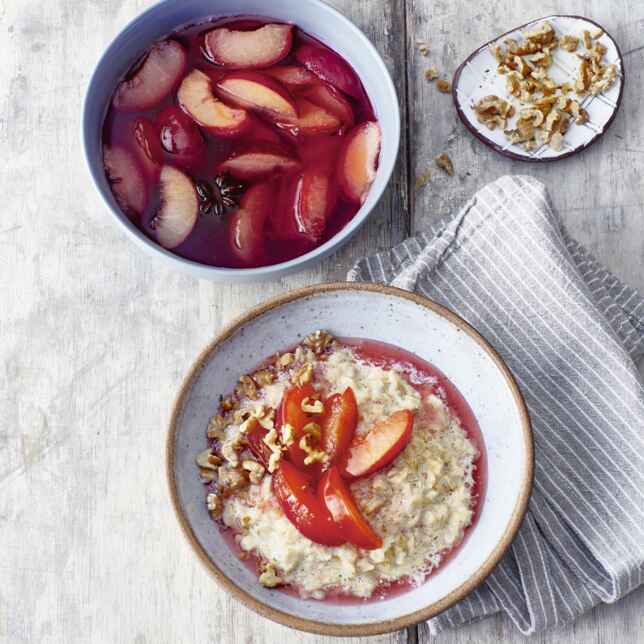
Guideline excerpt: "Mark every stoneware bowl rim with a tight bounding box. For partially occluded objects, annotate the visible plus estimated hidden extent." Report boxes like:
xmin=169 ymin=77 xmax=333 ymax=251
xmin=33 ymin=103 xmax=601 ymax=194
xmin=81 ymin=0 xmax=401 ymax=282
xmin=166 ymin=282 xmax=534 ymax=636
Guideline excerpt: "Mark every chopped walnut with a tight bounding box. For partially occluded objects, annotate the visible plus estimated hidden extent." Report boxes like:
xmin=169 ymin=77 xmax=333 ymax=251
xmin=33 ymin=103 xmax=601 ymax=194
xmin=299 ymin=434 xmax=327 ymax=466
xmin=291 ymin=363 xmax=313 ymax=387
xmin=276 ymin=352 xmax=295 ymax=369
xmin=303 ymin=330 xmax=335 ymax=354
xmin=217 ymin=464 xmax=249 ymax=495
xmin=435 ymin=153 xmax=454 ymax=176
xmin=280 ymin=423 xmax=295 ymax=447
xmin=483 ymin=20 xmax=617 ymax=153
xmin=425 ymin=66 xmax=439 ymax=81
xmin=242 ymin=459 xmax=266 ymax=485
xmin=582 ymin=29 xmax=592 ymax=49
xmin=436 ymin=79 xmax=451 ymax=93
xmin=196 ymin=448 xmax=221 ymax=471
xmin=220 ymin=396 xmax=237 ymax=413
xmin=418 ymin=42 xmax=430 ymax=56
xmin=590 ymin=27 xmax=604 ymax=40
xmin=473 ymin=95 xmax=515 ymax=130
xmin=221 ymin=430 xmax=247 ymax=465
xmin=207 ymin=414 xmax=227 ymax=440
xmin=198 ymin=467 xmax=217 ymax=483
xmin=415 ymin=169 xmax=432 ymax=190
xmin=235 ymin=375 xmax=258 ymax=400
xmin=262 ymin=427 xmax=283 ymax=473
xmin=575 ymin=57 xmax=592 ymax=94
xmin=253 ymin=369 xmax=275 ymax=387
xmin=206 ymin=492 xmax=223 ymax=518
xmin=259 ymin=563 xmax=282 ymax=588
xmin=301 ymin=397 xmax=324 ymax=414
xmin=302 ymin=422 xmax=322 ymax=441
xmin=560 ymin=35 xmax=579 ymax=52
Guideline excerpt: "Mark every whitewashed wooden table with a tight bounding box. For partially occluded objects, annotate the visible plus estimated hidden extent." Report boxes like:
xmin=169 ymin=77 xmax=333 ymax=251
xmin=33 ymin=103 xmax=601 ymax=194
xmin=1 ymin=1 xmax=643 ymax=642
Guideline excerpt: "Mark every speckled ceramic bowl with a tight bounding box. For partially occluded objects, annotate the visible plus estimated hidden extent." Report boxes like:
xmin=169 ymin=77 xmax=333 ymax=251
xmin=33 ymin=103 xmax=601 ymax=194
xmin=82 ymin=0 xmax=400 ymax=282
xmin=167 ymin=283 xmax=533 ymax=635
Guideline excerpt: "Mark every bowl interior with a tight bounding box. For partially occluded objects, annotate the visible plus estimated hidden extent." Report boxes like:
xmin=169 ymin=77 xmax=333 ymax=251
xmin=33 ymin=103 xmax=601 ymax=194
xmin=168 ymin=285 xmax=532 ymax=633
xmin=83 ymin=0 xmax=400 ymax=280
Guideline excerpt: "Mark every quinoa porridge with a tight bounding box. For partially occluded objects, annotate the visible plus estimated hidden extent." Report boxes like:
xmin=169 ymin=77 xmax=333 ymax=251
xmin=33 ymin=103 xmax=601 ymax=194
xmin=197 ymin=331 xmax=484 ymax=601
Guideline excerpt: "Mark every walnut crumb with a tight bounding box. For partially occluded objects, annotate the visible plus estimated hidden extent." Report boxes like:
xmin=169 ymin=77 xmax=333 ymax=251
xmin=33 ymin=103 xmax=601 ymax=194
xmin=242 ymin=459 xmax=265 ymax=485
xmin=206 ymin=493 xmax=223 ymax=518
xmin=418 ymin=42 xmax=430 ymax=56
xmin=235 ymin=375 xmax=258 ymax=400
xmin=436 ymin=79 xmax=451 ymax=93
xmin=220 ymin=396 xmax=237 ymax=413
xmin=217 ymin=464 xmax=249 ymax=495
xmin=415 ymin=169 xmax=432 ymax=190
xmin=259 ymin=563 xmax=282 ymax=588
xmin=303 ymin=330 xmax=335 ymax=354
xmin=291 ymin=363 xmax=313 ymax=386
xmin=276 ymin=352 xmax=295 ymax=369
xmin=301 ymin=397 xmax=324 ymax=414
xmin=435 ymin=153 xmax=454 ymax=176
xmin=207 ymin=414 xmax=227 ymax=440
xmin=252 ymin=369 xmax=275 ymax=386
xmin=560 ymin=35 xmax=579 ymax=52
xmin=424 ymin=66 xmax=439 ymax=81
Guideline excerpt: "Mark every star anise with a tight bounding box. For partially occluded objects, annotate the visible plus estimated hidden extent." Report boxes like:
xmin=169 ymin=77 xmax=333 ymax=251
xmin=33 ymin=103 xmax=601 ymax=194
xmin=196 ymin=173 xmax=245 ymax=217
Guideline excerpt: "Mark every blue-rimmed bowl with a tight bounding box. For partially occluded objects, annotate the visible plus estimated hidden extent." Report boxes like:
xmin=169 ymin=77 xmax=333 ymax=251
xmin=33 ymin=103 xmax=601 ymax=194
xmin=82 ymin=0 xmax=400 ymax=282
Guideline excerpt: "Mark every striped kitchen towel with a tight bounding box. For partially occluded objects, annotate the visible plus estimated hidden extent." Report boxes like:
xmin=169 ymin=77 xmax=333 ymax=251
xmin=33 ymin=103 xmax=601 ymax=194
xmin=348 ymin=175 xmax=644 ymax=635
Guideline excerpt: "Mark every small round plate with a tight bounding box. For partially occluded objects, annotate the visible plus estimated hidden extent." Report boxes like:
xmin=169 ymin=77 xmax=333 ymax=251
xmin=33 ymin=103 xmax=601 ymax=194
xmin=452 ymin=15 xmax=624 ymax=162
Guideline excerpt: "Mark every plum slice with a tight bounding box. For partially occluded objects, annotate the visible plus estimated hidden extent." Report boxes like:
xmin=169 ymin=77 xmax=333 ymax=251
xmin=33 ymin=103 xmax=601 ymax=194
xmin=204 ymin=23 xmax=293 ymax=69
xmin=151 ymin=166 xmax=199 ymax=249
xmin=265 ymin=65 xmax=317 ymax=88
xmin=274 ymin=166 xmax=335 ymax=242
xmin=303 ymin=82 xmax=354 ymax=128
xmin=219 ymin=142 xmax=300 ymax=180
xmin=103 ymin=145 xmax=147 ymax=216
xmin=229 ymin=182 xmax=273 ymax=265
xmin=177 ymin=69 xmax=249 ymax=137
xmin=131 ymin=118 xmax=164 ymax=178
xmin=295 ymin=43 xmax=363 ymax=99
xmin=338 ymin=122 xmax=381 ymax=204
xmin=216 ymin=72 xmax=298 ymax=123
xmin=156 ymin=106 xmax=205 ymax=170
xmin=295 ymin=98 xmax=341 ymax=136
xmin=113 ymin=40 xmax=187 ymax=111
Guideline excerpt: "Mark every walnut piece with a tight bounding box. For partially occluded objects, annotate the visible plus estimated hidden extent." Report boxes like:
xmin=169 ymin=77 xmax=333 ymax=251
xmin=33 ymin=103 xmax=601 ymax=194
xmin=206 ymin=493 xmax=223 ymax=518
xmin=436 ymin=79 xmax=451 ymax=93
xmin=259 ymin=563 xmax=282 ymax=588
xmin=560 ymin=35 xmax=579 ymax=52
xmin=252 ymin=369 xmax=275 ymax=386
xmin=424 ymin=66 xmax=439 ymax=81
xmin=303 ymin=330 xmax=335 ymax=354
xmin=291 ymin=363 xmax=313 ymax=387
xmin=242 ymin=459 xmax=266 ymax=485
xmin=473 ymin=95 xmax=515 ymax=130
xmin=301 ymin=397 xmax=324 ymax=414
xmin=435 ymin=153 xmax=454 ymax=176
xmin=207 ymin=414 xmax=227 ymax=440
xmin=217 ymin=464 xmax=249 ymax=495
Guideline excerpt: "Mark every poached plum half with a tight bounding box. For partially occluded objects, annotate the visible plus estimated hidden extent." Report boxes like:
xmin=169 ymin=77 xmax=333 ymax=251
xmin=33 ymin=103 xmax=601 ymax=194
xmin=102 ymin=17 xmax=381 ymax=268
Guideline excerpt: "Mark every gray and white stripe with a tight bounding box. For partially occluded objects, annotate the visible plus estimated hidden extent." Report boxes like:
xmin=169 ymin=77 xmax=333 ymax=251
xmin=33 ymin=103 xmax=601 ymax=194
xmin=348 ymin=175 xmax=644 ymax=635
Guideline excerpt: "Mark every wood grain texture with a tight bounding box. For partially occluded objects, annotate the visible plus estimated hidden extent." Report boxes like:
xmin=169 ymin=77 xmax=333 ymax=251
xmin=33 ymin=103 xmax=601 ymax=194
xmin=0 ymin=0 xmax=641 ymax=643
